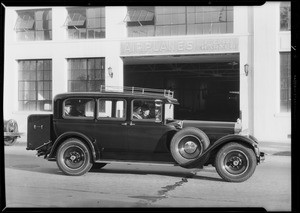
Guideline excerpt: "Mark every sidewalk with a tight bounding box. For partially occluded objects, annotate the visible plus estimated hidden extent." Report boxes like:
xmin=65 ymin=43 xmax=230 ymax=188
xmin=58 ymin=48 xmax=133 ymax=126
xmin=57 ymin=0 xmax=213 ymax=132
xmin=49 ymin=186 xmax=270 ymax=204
xmin=13 ymin=135 xmax=291 ymax=156
xmin=258 ymin=141 xmax=291 ymax=156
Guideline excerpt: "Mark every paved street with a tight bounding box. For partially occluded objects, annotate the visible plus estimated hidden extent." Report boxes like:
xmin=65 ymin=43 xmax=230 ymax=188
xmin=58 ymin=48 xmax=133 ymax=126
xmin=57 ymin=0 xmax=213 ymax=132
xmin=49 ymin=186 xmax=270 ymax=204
xmin=4 ymin=143 xmax=291 ymax=211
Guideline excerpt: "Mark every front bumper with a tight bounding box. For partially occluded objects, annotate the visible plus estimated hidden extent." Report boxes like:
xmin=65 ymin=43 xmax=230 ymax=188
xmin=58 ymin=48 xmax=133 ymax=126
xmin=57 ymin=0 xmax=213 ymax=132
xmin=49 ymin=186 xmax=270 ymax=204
xmin=259 ymin=152 xmax=265 ymax=163
xmin=250 ymin=136 xmax=265 ymax=164
xmin=4 ymin=132 xmax=23 ymax=137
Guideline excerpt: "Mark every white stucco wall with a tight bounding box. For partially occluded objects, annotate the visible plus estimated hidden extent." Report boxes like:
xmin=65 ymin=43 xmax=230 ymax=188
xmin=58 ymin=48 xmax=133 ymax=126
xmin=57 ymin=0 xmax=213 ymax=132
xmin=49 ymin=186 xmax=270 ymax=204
xmin=3 ymin=5 xmax=291 ymax=143
xmin=252 ymin=2 xmax=291 ymax=142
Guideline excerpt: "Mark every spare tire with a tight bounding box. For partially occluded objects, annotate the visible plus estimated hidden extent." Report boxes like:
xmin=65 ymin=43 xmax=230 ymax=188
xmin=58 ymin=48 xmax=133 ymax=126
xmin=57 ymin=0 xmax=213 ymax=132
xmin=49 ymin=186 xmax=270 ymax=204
xmin=170 ymin=127 xmax=210 ymax=166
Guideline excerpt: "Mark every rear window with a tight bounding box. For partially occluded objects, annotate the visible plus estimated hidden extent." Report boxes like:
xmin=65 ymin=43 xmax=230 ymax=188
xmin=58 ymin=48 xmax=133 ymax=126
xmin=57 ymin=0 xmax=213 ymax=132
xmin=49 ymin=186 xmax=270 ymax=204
xmin=63 ymin=98 xmax=95 ymax=119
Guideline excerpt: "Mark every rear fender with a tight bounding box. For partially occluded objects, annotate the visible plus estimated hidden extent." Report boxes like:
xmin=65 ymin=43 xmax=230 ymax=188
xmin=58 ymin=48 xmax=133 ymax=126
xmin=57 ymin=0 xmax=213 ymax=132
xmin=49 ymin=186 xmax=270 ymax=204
xmin=180 ymin=134 xmax=259 ymax=168
xmin=47 ymin=131 xmax=99 ymax=162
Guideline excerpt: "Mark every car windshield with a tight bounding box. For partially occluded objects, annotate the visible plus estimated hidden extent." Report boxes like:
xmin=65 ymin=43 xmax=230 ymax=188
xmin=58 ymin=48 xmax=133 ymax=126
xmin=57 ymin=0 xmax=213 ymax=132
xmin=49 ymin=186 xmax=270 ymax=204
xmin=165 ymin=103 xmax=174 ymax=121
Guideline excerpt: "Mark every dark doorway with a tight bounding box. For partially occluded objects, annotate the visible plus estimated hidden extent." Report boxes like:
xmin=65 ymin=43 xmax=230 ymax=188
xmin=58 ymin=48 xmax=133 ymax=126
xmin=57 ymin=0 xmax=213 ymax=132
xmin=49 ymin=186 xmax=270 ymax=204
xmin=123 ymin=54 xmax=240 ymax=122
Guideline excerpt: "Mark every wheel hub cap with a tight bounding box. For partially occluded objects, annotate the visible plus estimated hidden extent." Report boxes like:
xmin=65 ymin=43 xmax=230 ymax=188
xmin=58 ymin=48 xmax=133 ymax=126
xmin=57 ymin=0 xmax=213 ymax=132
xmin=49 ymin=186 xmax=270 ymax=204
xmin=68 ymin=151 xmax=82 ymax=163
xmin=223 ymin=150 xmax=249 ymax=176
xmin=70 ymin=155 xmax=76 ymax=161
xmin=184 ymin=141 xmax=197 ymax=154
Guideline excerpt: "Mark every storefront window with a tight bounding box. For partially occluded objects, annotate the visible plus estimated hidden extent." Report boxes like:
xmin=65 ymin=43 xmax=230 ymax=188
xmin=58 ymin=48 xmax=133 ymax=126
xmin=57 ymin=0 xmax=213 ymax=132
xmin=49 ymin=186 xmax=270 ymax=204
xmin=126 ymin=6 xmax=233 ymax=37
xmin=65 ymin=7 xmax=105 ymax=39
xmin=15 ymin=9 xmax=52 ymax=41
xmin=68 ymin=58 xmax=105 ymax=92
xmin=186 ymin=6 xmax=233 ymax=35
xmin=18 ymin=60 xmax=52 ymax=111
xmin=280 ymin=2 xmax=291 ymax=31
xmin=280 ymin=52 xmax=291 ymax=112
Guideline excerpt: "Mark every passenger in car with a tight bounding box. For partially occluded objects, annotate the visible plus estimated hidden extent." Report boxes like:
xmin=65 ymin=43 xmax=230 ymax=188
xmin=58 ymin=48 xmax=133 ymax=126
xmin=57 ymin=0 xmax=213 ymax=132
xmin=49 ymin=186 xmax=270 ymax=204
xmin=133 ymin=106 xmax=142 ymax=119
xmin=141 ymin=104 xmax=150 ymax=119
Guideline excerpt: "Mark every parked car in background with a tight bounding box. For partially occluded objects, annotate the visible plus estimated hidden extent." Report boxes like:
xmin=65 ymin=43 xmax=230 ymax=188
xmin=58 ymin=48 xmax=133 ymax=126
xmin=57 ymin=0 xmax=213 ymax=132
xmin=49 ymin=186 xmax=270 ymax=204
xmin=4 ymin=119 xmax=22 ymax=146
xmin=26 ymin=86 xmax=265 ymax=182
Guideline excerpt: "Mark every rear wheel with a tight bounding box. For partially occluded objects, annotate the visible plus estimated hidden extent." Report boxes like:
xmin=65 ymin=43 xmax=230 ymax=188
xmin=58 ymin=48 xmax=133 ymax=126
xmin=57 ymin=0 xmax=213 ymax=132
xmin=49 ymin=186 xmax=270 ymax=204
xmin=215 ymin=142 xmax=257 ymax=182
xmin=56 ymin=138 xmax=92 ymax=176
xmin=170 ymin=127 xmax=210 ymax=167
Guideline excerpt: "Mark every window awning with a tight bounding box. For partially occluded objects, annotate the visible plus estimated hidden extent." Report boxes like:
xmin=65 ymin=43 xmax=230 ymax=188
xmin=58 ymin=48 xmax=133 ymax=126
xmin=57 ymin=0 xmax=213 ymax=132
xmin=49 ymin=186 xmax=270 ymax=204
xmin=14 ymin=15 xmax=35 ymax=31
xmin=124 ymin=9 xmax=154 ymax=23
xmin=64 ymin=13 xmax=86 ymax=27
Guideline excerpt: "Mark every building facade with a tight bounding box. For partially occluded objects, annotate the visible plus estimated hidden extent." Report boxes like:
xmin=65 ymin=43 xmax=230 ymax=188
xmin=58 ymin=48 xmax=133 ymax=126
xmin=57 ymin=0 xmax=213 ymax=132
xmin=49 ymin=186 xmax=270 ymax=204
xmin=3 ymin=2 xmax=291 ymax=142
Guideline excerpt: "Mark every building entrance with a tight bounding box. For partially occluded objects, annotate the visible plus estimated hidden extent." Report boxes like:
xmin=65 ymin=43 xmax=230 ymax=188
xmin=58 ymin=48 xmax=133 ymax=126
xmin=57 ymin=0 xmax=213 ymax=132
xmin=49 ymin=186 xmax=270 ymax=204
xmin=123 ymin=54 xmax=240 ymax=121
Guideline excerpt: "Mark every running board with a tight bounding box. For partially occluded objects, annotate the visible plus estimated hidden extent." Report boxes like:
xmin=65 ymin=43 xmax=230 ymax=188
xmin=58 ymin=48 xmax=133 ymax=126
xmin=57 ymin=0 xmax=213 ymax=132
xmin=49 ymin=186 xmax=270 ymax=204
xmin=95 ymin=160 xmax=179 ymax=167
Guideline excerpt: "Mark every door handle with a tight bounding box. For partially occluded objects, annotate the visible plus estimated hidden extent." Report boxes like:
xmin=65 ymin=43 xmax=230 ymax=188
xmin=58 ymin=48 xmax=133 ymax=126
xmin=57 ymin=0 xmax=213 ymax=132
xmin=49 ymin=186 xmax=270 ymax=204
xmin=129 ymin=122 xmax=135 ymax=126
xmin=121 ymin=122 xmax=128 ymax=126
xmin=34 ymin=125 xmax=43 ymax=129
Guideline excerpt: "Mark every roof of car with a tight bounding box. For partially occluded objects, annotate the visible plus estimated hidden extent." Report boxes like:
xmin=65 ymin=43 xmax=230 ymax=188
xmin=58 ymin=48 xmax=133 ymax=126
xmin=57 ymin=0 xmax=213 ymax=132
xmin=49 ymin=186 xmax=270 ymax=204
xmin=54 ymin=91 xmax=179 ymax=104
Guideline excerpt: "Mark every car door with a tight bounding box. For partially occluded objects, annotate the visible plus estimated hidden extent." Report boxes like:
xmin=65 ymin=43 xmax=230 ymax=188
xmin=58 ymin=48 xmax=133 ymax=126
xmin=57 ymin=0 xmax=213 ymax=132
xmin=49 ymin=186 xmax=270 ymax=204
xmin=126 ymin=99 xmax=172 ymax=162
xmin=94 ymin=98 xmax=128 ymax=159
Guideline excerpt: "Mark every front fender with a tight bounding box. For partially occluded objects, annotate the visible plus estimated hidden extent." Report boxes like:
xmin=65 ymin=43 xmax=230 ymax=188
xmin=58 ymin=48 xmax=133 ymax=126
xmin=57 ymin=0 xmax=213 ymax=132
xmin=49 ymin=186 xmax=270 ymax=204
xmin=180 ymin=134 xmax=260 ymax=168
xmin=47 ymin=131 xmax=99 ymax=161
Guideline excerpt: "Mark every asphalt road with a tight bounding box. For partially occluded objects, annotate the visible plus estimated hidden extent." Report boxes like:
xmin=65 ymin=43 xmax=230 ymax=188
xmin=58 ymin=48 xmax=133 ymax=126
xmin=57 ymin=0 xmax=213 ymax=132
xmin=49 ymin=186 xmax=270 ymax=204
xmin=4 ymin=144 xmax=291 ymax=211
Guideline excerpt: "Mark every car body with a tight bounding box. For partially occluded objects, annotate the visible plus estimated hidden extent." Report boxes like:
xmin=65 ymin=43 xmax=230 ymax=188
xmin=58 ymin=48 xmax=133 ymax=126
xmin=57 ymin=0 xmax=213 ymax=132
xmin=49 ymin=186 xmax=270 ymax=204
xmin=27 ymin=86 xmax=265 ymax=182
xmin=4 ymin=119 xmax=23 ymax=146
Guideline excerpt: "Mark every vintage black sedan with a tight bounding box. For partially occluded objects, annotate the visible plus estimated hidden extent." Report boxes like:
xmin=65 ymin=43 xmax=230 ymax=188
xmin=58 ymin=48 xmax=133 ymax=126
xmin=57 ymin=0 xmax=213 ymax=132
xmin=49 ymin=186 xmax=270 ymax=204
xmin=4 ymin=119 xmax=22 ymax=146
xmin=27 ymin=86 xmax=265 ymax=182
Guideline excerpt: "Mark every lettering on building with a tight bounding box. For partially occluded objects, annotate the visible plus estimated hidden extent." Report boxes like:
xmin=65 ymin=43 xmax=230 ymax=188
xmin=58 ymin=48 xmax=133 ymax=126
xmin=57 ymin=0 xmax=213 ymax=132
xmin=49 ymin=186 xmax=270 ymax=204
xmin=121 ymin=38 xmax=239 ymax=56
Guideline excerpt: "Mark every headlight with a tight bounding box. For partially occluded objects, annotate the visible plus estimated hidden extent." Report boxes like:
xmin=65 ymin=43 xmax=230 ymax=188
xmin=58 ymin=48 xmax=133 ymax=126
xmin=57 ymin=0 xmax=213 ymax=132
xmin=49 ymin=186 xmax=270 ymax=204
xmin=234 ymin=118 xmax=242 ymax=134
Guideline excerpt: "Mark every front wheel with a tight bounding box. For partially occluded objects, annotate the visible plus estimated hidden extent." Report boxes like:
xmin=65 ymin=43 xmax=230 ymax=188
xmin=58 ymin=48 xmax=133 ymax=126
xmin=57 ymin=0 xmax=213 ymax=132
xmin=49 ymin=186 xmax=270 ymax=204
xmin=215 ymin=142 xmax=257 ymax=182
xmin=56 ymin=138 xmax=93 ymax=176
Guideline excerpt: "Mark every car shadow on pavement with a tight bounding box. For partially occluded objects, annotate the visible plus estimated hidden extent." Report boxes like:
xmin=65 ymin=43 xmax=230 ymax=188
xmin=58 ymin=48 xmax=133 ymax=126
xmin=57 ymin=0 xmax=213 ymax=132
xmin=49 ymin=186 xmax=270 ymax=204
xmin=7 ymin=166 xmax=225 ymax=182
xmin=89 ymin=168 xmax=225 ymax=182
xmin=6 ymin=162 xmax=63 ymax=175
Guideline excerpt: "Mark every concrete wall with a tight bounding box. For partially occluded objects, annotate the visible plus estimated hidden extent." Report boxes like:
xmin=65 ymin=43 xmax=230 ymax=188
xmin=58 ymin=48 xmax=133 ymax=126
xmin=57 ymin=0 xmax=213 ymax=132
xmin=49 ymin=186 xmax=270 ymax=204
xmin=3 ymin=5 xmax=291 ymax=143
xmin=252 ymin=2 xmax=291 ymax=142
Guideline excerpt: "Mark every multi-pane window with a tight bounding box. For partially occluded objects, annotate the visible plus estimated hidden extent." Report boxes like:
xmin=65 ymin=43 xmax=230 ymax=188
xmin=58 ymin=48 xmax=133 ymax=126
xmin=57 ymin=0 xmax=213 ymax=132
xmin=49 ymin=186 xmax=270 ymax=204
xmin=65 ymin=7 xmax=105 ymax=39
xmin=98 ymin=99 xmax=126 ymax=120
xmin=280 ymin=2 xmax=291 ymax=31
xmin=280 ymin=52 xmax=291 ymax=112
xmin=68 ymin=58 xmax=105 ymax=92
xmin=15 ymin=9 xmax=52 ymax=41
xmin=126 ymin=6 xmax=233 ymax=37
xmin=156 ymin=6 xmax=186 ymax=36
xmin=18 ymin=60 xmax=52 ymax=111
xmin=186 ymin=6 xmax=233 ymax=35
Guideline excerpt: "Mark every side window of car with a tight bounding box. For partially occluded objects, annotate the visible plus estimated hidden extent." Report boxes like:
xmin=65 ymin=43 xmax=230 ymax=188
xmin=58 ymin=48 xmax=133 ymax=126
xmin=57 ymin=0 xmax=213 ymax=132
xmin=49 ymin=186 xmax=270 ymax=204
xmin=63 ymin=98 xmax=95 ymax=119
xmin=98 ymin=99 xmax=126 ymax=120
xmin=132 ymin=100 xmax=162 ymax=122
